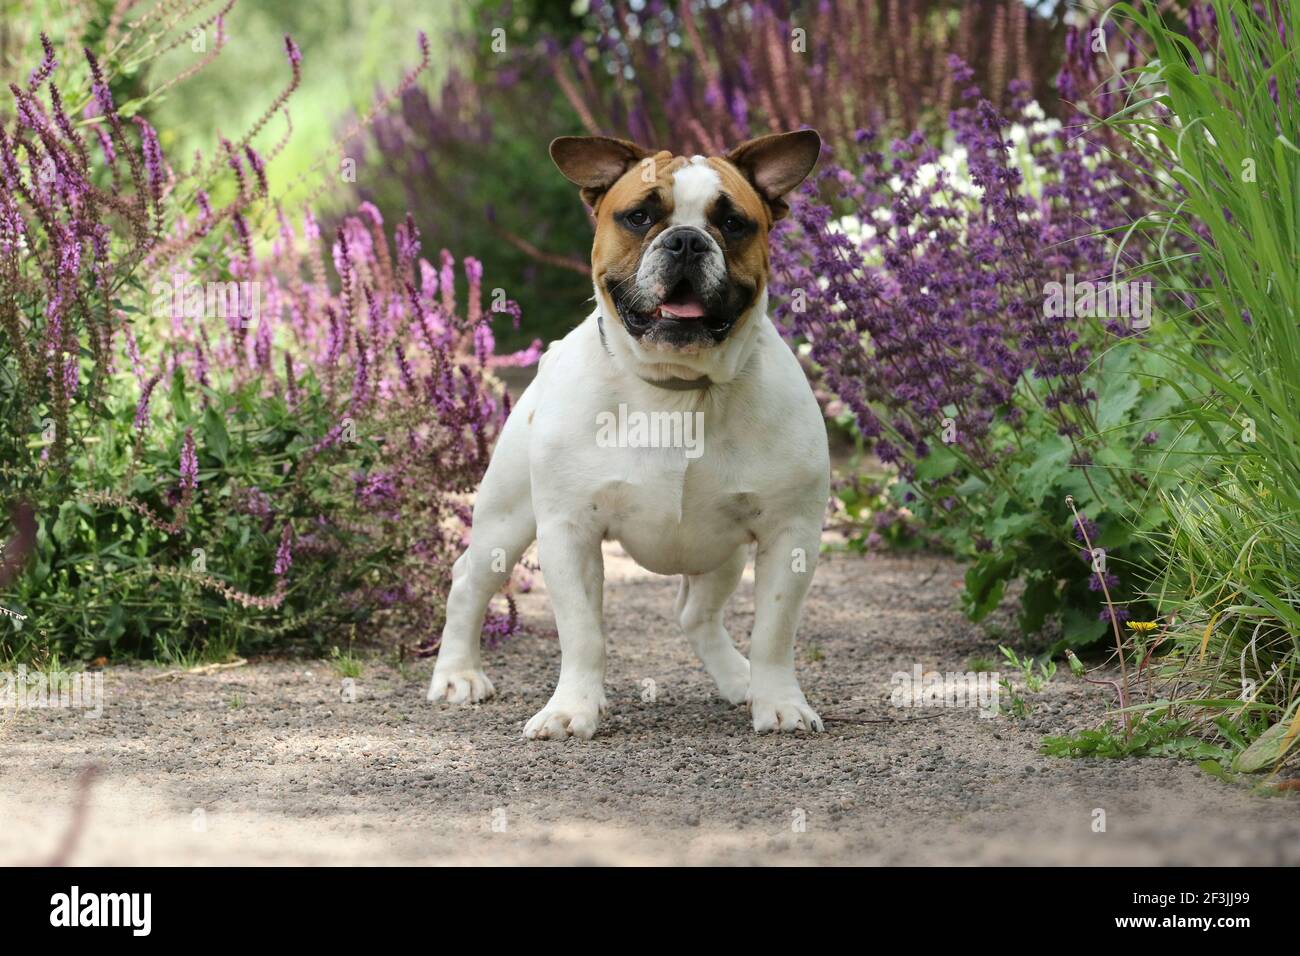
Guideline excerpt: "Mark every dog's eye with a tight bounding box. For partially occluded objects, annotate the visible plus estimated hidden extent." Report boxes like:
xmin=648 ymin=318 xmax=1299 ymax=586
xmin=625 ymin=209 xmax=651 ymax=228
xmin=722 ymin=215 xmax=749 ymax=236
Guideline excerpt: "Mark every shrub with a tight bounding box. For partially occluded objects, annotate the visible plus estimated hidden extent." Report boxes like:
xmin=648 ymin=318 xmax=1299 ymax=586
xmin=0 ymin=28 xmax=530 ymax=663
xmin=1080 ymin=0 xmax=1300 ymax=770
xmin=557 ymin=0 xmax=1063 ymax=155
xmin=357 ymin=0 xmax=1069 ymax=349
xmin=767 ymin=62 xmax=1196 ymax=647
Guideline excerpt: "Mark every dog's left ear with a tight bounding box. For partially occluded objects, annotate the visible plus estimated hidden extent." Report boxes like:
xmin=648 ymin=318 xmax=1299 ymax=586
xmin=550 ymin=135 xmax=653 ymax=211
xmin=724 ymin=129 xmax=821 ymax=221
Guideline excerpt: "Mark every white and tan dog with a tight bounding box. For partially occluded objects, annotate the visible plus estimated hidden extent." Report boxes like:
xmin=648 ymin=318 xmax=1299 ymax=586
xmin=428 ymin=130 xmax=829 ymax=739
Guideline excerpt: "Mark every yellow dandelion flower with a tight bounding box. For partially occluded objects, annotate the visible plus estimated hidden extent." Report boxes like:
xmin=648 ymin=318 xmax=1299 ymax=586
xmin=1126 ymin=621 xmax=1159 ymax=633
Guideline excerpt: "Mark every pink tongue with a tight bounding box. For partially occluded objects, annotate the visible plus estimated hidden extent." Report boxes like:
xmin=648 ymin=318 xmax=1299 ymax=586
xmin=659 ymin=297 xmax=706 ymax=319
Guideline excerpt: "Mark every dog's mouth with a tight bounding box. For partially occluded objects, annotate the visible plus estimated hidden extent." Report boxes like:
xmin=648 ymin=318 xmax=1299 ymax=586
xmin=656 ymin=280 xmax=708 ymax=320
xmin=611 ymin=276 xmax=737 ymax=344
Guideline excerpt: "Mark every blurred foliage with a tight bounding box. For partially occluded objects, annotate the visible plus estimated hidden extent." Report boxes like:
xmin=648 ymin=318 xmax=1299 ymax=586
xmin=353 ymin=0 xmax=1071 ymax=350
xmin=148 ymin=0 xmax=459 ymax=216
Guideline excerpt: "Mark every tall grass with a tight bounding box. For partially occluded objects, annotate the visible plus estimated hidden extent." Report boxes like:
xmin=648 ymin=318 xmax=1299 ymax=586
xmin=1103 ymin=1 xmax=1300 ymax=771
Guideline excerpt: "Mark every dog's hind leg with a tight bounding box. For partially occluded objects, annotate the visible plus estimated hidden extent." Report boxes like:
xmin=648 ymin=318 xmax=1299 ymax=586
xmin=428 ymin=410 xmax=536 ymax=705
xmin=677 ymin=545 xmax=750 ymax=705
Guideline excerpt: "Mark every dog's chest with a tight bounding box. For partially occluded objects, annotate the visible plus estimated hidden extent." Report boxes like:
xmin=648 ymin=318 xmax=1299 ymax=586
xmin=591 ymin=442 xmax=763 ymax=576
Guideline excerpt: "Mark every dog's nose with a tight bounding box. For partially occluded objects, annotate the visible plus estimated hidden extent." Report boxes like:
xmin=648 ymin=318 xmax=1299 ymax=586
xmin=661 ymin=228 xmax=710 ymax=260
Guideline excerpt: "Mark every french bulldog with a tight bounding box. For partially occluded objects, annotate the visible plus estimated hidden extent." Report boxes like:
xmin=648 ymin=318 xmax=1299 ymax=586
xmin=428 ymin=129 xmax=829 ymax=740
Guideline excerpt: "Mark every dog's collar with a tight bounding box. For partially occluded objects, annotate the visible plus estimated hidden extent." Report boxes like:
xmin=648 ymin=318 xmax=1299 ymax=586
xmin=598 ymin=315 xmax=713 ymax=391
xmin=636 ymin=372 xmax=713 ymax=391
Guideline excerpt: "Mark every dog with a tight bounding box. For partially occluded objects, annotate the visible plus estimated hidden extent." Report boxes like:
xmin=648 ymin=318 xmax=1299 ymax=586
xmin=428 ymin=129 xmax=829 ymax=740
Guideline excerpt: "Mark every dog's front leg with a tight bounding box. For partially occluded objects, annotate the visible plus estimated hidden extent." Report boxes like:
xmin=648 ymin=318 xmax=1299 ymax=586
xmin=748 ymin=522 xmax=825 ymax=734
xmin=524 ymin=519 xmax=607 ymax=741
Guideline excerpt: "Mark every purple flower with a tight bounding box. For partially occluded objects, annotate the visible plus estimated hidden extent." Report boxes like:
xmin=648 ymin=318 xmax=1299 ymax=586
xmin=180 ymin=428 xmax=198 ymax=492
xmin=243 ymin=145 xmax=267 ymax=196
xmin=274 ymin=523 xmax=294 ymax=578
xmin=132 ymin=116 xmax=164 ymax=201
xmin=1073 ymin=514 xmax=1099 ymax=544
xmin=134 ymin=372 xmax=162 ymax=431
xmin=27 ymin=33 xmax=57 ymax=92
xmin=83 ymin=48 xmax=115 ymax=116
xmin=1088 ymin=573 xmax=1120 ymax=592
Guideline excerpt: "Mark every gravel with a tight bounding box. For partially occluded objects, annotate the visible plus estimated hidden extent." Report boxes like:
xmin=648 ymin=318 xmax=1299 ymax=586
xmin=2 ymin=546 xmax=1297 ymax=865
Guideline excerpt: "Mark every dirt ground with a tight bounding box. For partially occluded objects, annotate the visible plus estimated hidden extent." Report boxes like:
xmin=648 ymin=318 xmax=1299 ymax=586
xmin=2 ymin=545 xmax=1297 ymax=866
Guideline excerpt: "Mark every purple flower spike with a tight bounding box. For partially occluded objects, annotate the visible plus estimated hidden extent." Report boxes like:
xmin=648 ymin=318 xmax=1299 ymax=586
xmin=180 ymin=428 xmax=198 ymax=492
xmin=274 ymin=523 xmax=294 ymax=578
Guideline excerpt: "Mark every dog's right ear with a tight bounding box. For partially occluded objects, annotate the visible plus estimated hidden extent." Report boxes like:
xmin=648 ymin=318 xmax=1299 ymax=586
xmin=550 ymin=136 xmax=652 ymax=211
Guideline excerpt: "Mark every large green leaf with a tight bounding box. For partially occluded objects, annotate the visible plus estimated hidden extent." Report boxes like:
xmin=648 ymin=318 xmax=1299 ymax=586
xmin=914 ymin=444 xmax=960 ymax=482
xmin=1018 ymin=436 xmax=1070 ymax=505
xmin=1232 ymin=719 xmax=1300 ymax=773
xmin=1061 ymin=606 xmax=1108 ymax=648
xmin=1017 ymin=572 xmax=1059 ymax=636
xmin=962 ymin=556 xmax=1013 ymax=622
xmin=203 ymin=406 xmax=230 ymax=465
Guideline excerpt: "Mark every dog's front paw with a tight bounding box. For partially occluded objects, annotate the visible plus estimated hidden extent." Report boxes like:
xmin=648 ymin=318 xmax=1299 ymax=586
xmin=750 ymin=686 xmax=824 ymax=734
xmin=523 ymin=692 xmax=605 ymax=741
xmin=427 ymin=664 xmax=495 ymax=705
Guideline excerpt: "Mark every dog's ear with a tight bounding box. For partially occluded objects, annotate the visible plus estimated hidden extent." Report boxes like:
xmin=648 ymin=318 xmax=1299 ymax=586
xmin=550 ymin=136 xmax=653 ymax=210
xmin=724 ymin=129 xmax=821 ymax=221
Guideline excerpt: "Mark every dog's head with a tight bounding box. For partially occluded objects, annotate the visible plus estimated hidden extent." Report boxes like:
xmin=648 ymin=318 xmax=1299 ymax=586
xmin=550 ymin=130 xmax=820 ymax=364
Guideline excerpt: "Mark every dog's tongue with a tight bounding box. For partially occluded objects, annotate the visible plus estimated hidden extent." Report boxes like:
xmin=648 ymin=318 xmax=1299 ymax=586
xmin=658 ymin=291 xmax=707 ymax=320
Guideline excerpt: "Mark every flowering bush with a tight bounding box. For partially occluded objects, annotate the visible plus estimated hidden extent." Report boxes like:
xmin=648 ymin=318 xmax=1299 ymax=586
xmin=0 ymin=30 xmax=532 ymax=662
xmin=768 ymin=63 xmax=1198 ymax=647
xmin=555 ymin=0 xmax=1063 ymax=155
xmin=357 ymin=0 xmax=1070 ymax=347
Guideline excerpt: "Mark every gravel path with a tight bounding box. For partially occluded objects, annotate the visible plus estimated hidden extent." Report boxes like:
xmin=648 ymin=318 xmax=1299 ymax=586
xmin=2 ymin=547 xmax=1297 ymax=865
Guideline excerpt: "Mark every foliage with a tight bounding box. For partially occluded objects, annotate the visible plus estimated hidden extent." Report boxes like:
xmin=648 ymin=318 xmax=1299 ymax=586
xmin=0 ymin=24 xmax=527 ymax=663
xmin=1077 ymin=0 xmax=1300 ymax=769
xmin=1042 ymin=715 xmax=1234 ymax=762
xmin=826 ymin=472 xmax=925 ymax=552
xmin=994 ymin=644 xmax=1056 ymax=718
xmin=554 ymin=0 xmax=1064 ymax=155
xmin=768 ymin=63 xmax=1193 ymax=647
xmin=356 ymin=0 xmax=1072 ymax=349
xmin=359 ymin=63 xmax=595 ymax=352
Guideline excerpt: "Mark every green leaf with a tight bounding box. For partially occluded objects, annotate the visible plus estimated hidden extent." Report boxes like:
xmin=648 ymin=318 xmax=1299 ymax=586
xmin=1017 ymin=572 xmax=1059 ymax=635
xmin=1018 ymin=436 xmax=1070 ymax=505
xmin=203 ymin=406 xmax=230 ymax=464
xmin=51 ymin=501 xmax=77 ymax=547
xmin=1197 ymin=759 xmax=1230 ymax=781
xmin=1232 ymin=720 xmax=1299 ymax=773
xmin=1095 ymin=369 xmax=1142 ymax=431
xmin=103 ymin=603 xmax=126 ymax=645
xmin=990 ymin=512 xmax=1037 ymax=546
xmin=962 ymin=556 xmax=1013 ymax=622
xmin=914 ymin=444 xmax=959 ymax=482
xmin=169 ymin=368 xmax=192 ymax=423
xmin=1061 ymin=606 xmax=1108 ymax=648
